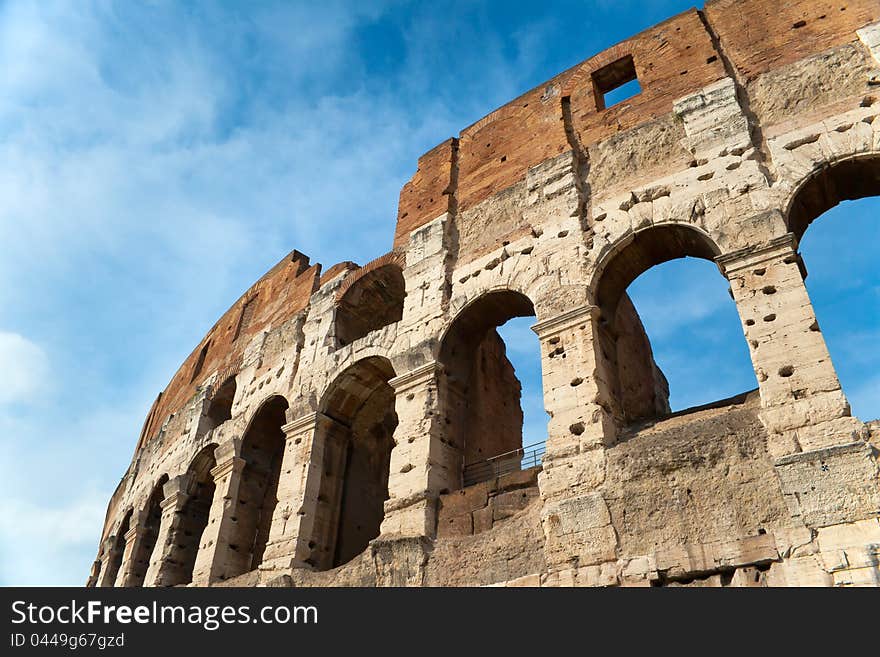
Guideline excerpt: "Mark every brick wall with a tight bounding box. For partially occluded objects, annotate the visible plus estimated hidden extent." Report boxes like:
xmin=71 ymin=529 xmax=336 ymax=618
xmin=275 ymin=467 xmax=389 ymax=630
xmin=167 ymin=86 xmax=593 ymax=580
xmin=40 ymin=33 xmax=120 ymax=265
xmin=704 ymin=0 xmax=878 ymax=81
xmin=565 ymin=10 xmax=726 ymax=148
xmin=394 ymin=139 xmax=458 ymax=248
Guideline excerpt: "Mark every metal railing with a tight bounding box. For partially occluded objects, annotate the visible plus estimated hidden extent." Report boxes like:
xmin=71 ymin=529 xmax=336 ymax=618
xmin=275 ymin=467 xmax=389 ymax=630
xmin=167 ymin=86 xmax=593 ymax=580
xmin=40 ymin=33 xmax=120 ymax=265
xmin=462 ymin=441 xmax=546 ymax=488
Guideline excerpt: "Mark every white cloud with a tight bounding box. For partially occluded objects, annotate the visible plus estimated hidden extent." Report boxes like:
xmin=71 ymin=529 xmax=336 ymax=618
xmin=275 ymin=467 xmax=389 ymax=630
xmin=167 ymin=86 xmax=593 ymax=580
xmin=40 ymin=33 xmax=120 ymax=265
xmin=0 ymin=489 xmax=108 ymax=586
xmin=0 ymin=332 xmax=49 ymax=406
xmin=0 ymin=394 xmax=153 ymax=586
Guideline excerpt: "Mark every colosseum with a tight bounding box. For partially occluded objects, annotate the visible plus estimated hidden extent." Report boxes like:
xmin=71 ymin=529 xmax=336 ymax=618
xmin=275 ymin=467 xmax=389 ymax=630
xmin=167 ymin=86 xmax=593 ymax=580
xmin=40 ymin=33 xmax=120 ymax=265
xmin=90 ymin=0 xmax=880 ymax=587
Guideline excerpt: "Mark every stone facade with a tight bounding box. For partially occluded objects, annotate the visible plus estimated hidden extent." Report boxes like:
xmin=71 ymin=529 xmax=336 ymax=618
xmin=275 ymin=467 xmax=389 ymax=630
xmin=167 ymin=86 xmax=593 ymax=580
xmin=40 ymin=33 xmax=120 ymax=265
xmin=90 ymin=0 xmax=880 ymax=588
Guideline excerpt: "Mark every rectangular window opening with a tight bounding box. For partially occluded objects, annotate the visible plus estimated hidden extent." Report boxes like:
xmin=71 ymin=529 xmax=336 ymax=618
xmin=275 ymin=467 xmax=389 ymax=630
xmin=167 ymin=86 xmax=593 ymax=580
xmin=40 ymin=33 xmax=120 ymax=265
xmin=233 ymin=297 xmax=257 ymax=342
xmin=592 ymin=55 xmax=641 ymax=111
xmin=191 ymin=341 xmax=210 ymax=383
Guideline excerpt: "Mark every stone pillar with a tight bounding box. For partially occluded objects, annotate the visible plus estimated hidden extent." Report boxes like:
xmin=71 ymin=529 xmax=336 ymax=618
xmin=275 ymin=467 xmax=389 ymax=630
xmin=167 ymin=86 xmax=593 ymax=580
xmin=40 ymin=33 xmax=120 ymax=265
xmin=191 ymin=440 xmax=245 ymax=585
xmin=380 ymin=362 xmax=457 ymax=540
xmin=116 ymin=511 xmax=149 ymax=587
xmin=260 ymin=412 xmax=336 ymax=571
xmin=533 ymin=305 xmax=616 ymax=502
xmin=288 ymin=412 xmax=354 ymax=570
xmin=85 ymin=559 xmax=102 ymax=587
xmin=441 ymin=373 xmax=468 ymax=483
xmin=96 ymin=536 xmax=121 ymax=587
xmin=142 ymin=475 xmax=191 ymax=587
xmin=717 ymin=233 xmax=863 ymax=457
xmin=532 ymin=305 xmax=621 ymax=568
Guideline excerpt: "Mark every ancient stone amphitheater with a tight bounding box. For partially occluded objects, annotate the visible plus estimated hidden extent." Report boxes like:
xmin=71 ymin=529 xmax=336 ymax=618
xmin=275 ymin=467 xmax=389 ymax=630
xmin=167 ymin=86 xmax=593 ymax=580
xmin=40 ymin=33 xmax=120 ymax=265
xmin=91 ymin=0 xmax=880 ymax=587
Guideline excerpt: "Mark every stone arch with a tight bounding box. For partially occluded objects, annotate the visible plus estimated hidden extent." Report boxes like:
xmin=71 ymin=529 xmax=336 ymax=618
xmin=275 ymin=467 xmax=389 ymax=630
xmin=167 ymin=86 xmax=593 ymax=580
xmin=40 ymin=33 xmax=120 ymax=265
xmin=590 ymin=224 xmax=723 ymax=315
xmin=439 ymin=288 xmax=539 ymax=485
xmin=440 ymin=288 xmax=537 ymax=358
xmin=124 ymin=475 xmax=168 ymax=587
xmin=103 ymin=508 xmax=132 ymax=587
xmin=451 ymin=253 xmax=585 ymax=325
xmin=307 ymin=356 xmax=397 ymax=570
xmin=784 ymin=154 xmax=880 ymax=241
xmin=335 ymin=255 xmax=406 ymax=347
xmin=156 ymin=444 xmax=218 ymax=587
xmin=206 ymin=375 xmax=237 ymax=429
xmin=333 ymin=338 xmax=400 ymax=385
xmin=227 ymin=394 xmax=289 ymax=578
xmin=781 ymin=153 xmax=880 ymax=419
xmin=588 ymin=223 xmax=753 ymax=425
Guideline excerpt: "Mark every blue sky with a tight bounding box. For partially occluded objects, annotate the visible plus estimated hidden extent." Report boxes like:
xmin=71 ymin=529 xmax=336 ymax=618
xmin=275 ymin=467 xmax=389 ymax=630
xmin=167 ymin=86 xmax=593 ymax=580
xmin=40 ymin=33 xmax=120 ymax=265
xmin=0 ymin=0 xmax=876 ymax=586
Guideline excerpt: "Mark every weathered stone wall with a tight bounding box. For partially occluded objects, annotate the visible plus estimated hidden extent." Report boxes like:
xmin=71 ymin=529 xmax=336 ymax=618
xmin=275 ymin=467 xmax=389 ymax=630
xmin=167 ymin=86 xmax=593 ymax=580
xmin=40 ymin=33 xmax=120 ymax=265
xmin=612 ymin=293 xmax=671 ymax=423
xmin=462 ymin=330 xmax=523 ymax=465
xmin=437 ymin=469 xmax=540 ymax=539
xmin=90 ymin=0 xmax=880 ymax=588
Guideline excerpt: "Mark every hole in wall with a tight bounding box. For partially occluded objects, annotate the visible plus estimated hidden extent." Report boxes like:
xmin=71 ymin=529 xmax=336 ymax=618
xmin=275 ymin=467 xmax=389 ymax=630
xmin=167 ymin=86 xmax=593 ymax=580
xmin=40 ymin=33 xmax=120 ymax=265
xmin=592 ymin=55 xmax=641 ymax=110
xmin=191 ymin=341 xmax=211 ymax=383
xmin=233 ymin=297 xmax=257 ymax=342
xmin=795 ymin=189 xmax=880 ymax=421
xmin=598 ymin=225 xmax=758 ymax=425
xmin=442 ymin=291 xmax=547 ymax=489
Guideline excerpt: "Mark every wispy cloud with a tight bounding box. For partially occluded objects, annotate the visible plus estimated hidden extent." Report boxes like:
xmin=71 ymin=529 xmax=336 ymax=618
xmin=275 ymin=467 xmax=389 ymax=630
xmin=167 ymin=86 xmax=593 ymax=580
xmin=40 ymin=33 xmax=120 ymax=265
xmin=0 ymin=0 xmax=563 ymax=585
xmin=0 ymin=332 xmax=50 ymax=406
xmin=0 ymin=488 xmax=108 ymax=587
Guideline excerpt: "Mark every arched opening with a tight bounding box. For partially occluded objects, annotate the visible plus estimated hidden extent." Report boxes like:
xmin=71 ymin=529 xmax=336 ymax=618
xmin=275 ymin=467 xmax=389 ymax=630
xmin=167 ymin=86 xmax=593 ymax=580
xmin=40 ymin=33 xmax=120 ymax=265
xmin=103 ymin=509 xmax=131 ymax=587
xmin=594 ymin=224 xmax=757 ymax=425
xmin=335 ymin=264 xmax=405 ymax=346
xmin=88 ymin=557 xmax=102 ymax=587
xmin=311 ymin=357 xmax=397 ymax=570
xmin=787 ymin=157 xmax=880 ymax=421
xmin=125 ymin=475 xmax=168 ymax=587
xmin=497 ymin=316 xmax=547 ymax=461
xmin=439 ymin=290 xmax=541 ymax=487
xmin=787 ymin=157 xmax=880 ymax=242
xmin=156 ymin=445 xmax=217 ymax=587
xmin=205 ymin=376 xmax=236 ymax=429
xmin=228 ymin=395 xmax=288 ymax=578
